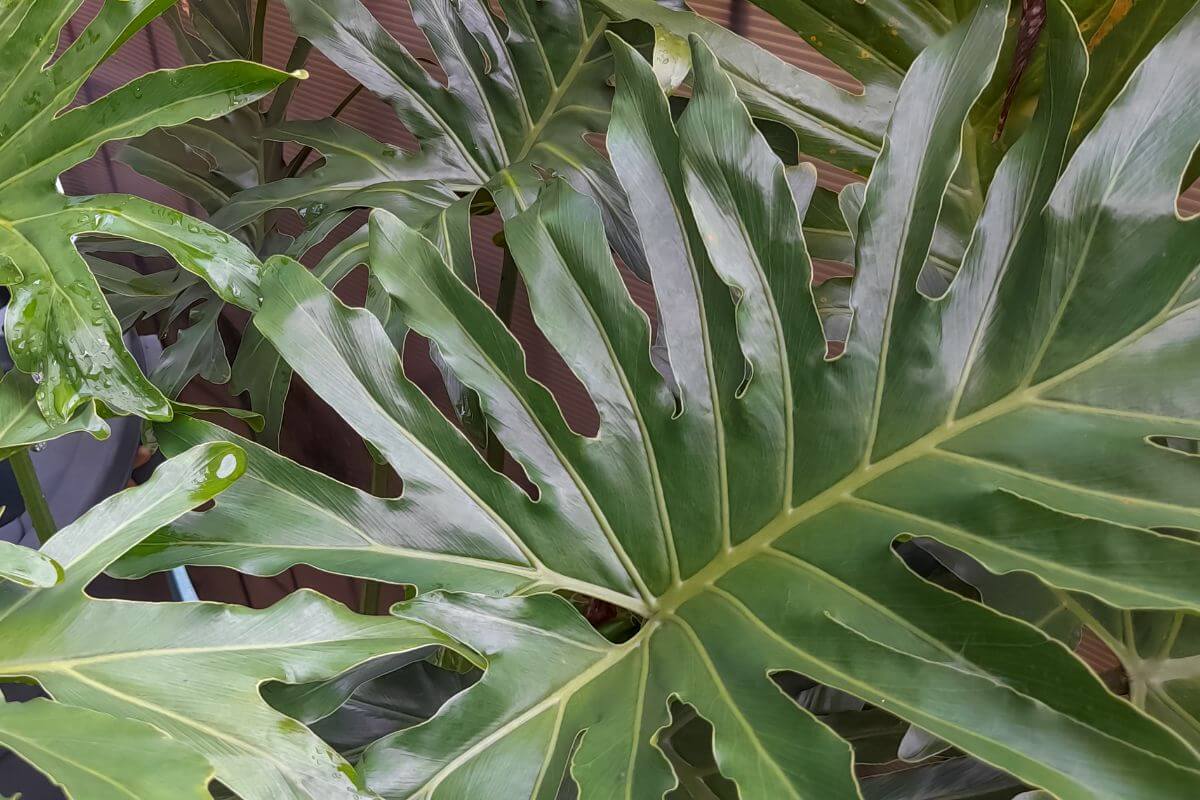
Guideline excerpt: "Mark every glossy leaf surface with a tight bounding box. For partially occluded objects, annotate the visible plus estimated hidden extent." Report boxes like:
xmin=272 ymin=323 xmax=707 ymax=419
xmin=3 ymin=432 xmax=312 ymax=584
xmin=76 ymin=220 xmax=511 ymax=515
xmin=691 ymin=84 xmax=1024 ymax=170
xmin=0 ymin=370 xmax=108 ymax=461
xmin=0 ymin=542 xmax=60 ymax=588
xmin=0 ymin=443 xmax=455 ymax=800
xmin=0 ymin=0 xmax=294 ymax=423
xmin=132 ymin=1 xmax=1200 ymax=794
xmin=214 ymin=0 xmax=648 ymax=274
xmin=0 ymin=698 xmax=213 ymax=800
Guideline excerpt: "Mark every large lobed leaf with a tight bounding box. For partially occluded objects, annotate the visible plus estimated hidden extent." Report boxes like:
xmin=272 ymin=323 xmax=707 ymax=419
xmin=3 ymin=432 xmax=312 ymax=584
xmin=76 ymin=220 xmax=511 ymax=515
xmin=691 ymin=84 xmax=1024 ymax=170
xmin=0 ymin=369 xmax=107 ymax=461
xmin=213 ymin=0 xmax=646 ymax=270
xmin=122 ymin=0 xmax=1200 ymax=796
xmin=208 ymin=0 xmax=911 ymax=443
xmin=0 ymin=696 xmax=214 ymax=800
xmin=0 ymin=0 xmax=297 ymax=423
xmin=0 ymin=443 xmax=458 ymax=800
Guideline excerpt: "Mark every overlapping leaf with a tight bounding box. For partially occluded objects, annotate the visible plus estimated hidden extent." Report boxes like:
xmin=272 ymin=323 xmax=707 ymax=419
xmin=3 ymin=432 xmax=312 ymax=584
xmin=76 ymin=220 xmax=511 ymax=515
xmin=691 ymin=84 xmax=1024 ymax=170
xmin=0 ymin=541 xmax=60 ymax=588
xmin=716 ymin=0 xmax=1195 ymax=290
xmin=0 ymin=0 xmax=298 ymax=423
xmin=0 ymin=697 xmax=213 ymax=800
xmin=0 ymin=370 xmax=108 ymax=461
xmin=0 ymin=443 xmax=457 ymax=800
xmin=592 ymin=0 xmax=892 ymax=177
xmin=213 ymin=0 xmax=647 ymax=271
xmin=128 ymin=0 xmax=1200 ymax=795
xmin=1086 ymin=608 xmax=1200 ymax=750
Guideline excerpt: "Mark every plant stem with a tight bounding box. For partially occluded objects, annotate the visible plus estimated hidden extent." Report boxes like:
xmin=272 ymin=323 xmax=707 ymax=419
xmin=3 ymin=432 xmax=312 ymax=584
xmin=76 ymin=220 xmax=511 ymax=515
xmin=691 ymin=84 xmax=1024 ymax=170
xmin=284 ymin=84 xmax=363 ymax=178
xmin=266 ymin=39 xmax=313 ymax=126
xmin=10 ymin=450 xmax=56 ymax=544
xmin=262 ymin=40 xmax=313 ymax=185
xmin=251 ymin=0 xmax=269 ymax=65
xmin=370 ymin=459 xmax=390 ymax=497
xmin=484 ymin=249 xmax=519 ymax=470
xmin=358 ymin=580 xmax=380 ymax=616
xmin=357 ymin=459 xmax=391 ymax=614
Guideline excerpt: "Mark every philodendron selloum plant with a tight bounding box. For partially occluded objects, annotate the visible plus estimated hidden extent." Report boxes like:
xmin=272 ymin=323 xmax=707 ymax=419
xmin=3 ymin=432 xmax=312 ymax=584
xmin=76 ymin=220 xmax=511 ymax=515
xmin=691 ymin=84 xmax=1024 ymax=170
xmin=2 ymin=0 xmax=1200 ymax=797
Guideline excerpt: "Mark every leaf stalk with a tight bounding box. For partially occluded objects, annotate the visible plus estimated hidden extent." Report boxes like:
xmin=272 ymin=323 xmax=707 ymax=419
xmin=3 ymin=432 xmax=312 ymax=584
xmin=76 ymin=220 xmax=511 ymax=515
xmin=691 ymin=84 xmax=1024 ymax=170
xmin=10 ymin=449 xmax=57 ymax=544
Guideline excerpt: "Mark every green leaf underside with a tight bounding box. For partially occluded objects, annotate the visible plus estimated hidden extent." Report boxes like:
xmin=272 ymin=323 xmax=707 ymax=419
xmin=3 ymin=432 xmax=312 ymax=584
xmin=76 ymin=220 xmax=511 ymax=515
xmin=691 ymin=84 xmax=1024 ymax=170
xmin=127 ymin=1 xmax=1200 ymax=797
xmin=0 ymin=444 xmax=457 ymax=800
xmin=0 ymin=698 xmax=214 ymax=800
xmin=0 ymin=370 xmax=108 ymax=461
xmin=0 ymin=0 xmax=291 ymax=423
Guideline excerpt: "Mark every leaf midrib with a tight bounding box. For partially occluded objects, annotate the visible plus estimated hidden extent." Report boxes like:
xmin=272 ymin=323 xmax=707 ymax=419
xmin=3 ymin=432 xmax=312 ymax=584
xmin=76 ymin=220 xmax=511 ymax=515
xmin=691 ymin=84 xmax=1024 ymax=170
xmin=0 ymin=75 xmax=270 ymax=194
xmin=390 ymin=236 xmax=656 ymax=605
xmin=407 ymin=629 xmax=650 ymax=797
xmin=703 ymin=583 xmax=1200 ymax=790
xmin=278 ymin=277 xmax=657 ymax=613
xmin=300 ymin=0 xmax=491 ymax=183
xmin=858 ymin=13 xmax=997 ymax=467
xmin=60 ymin=668 xmax=316 ymax=793
xmin=652 ymin=292 xmax=1200 ymax=619
xmin=514 ymin=18 xmax=609 ymax=164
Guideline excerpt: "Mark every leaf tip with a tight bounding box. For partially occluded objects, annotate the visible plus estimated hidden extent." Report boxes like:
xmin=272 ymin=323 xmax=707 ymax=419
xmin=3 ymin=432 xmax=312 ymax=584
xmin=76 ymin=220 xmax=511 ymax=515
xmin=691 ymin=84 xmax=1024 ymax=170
xmin=198 ymin=442 xmax=246 ymax=497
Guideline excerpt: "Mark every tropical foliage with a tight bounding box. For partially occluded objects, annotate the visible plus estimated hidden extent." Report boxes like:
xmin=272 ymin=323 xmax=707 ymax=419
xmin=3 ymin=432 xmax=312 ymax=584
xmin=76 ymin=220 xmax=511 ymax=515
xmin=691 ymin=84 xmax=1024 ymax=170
xmin=1 ymin=0 xmax=1199 ymax=798
xmin=0 ymin=0 xmax=300 ymax=422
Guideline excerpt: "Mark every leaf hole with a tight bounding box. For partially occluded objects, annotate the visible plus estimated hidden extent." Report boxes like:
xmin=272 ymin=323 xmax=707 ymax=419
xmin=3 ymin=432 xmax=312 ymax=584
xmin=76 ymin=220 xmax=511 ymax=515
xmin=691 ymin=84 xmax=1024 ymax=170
xmin=1147 ymin=435 xmax=1200 ymax=457
xmin=476 ymin=217 xmax=606 ymax=441
xmin=771 ymin=670 xmax=921 ymax=772
xmin=1178 ymin=165 xmax=1199 ymax=220
xmin=262 ymin=651 xmax=479 ymax=759
xmin=1150 ymin=526 xmax=1200 ymax=544
xmin=563 ymin=594 xmax=642 ymax=643
xmin=657 ymin=700 xmax=739 ymax=800
xmin=403 ymin=330 xmax=541 ymax=500
xmin=582 ymin=131 xmax=608 ymax=158
xmin=46 ymin=3 xmax=101 ymax=71
xmin=813 ymin=273 xmax=851 ymax=359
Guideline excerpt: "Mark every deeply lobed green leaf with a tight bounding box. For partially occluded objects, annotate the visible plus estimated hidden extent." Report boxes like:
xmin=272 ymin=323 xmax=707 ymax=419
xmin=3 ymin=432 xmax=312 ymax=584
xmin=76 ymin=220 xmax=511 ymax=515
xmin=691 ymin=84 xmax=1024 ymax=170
xmin=0 ymin=444 xmax=459 ymax=799
xmin=124 ymin=1 xmax=1200 ymax=796
xmin=0 ymin=0 xmax=297 ymax=423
